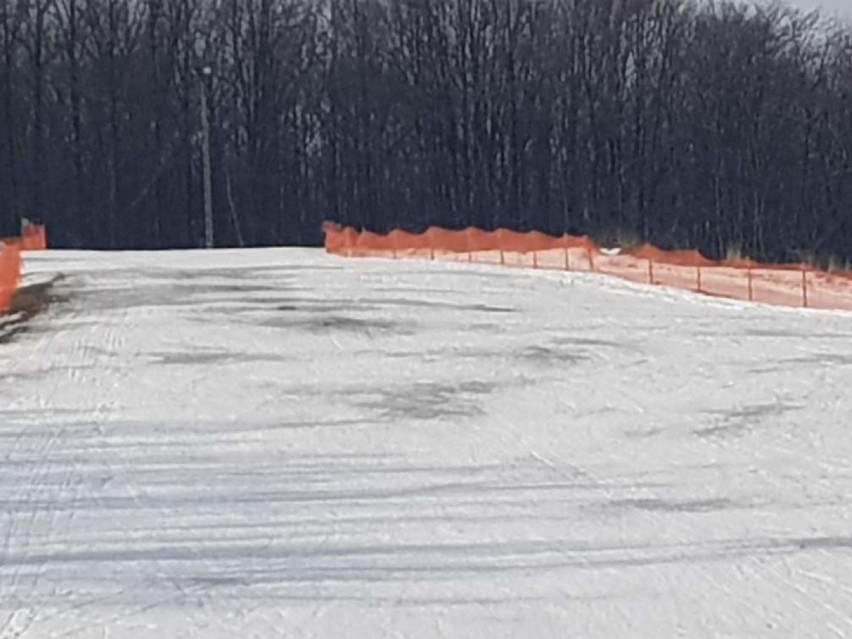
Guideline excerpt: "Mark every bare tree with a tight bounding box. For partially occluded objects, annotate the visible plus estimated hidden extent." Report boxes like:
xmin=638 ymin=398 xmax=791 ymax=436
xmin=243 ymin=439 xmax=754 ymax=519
xmin=0 ymin=0 xmax=850 ymax=264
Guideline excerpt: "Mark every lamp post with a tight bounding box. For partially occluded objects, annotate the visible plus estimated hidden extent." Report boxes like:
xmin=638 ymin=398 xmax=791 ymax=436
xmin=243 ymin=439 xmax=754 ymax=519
xmin=200 ymin=65 xmax=214 ymax=248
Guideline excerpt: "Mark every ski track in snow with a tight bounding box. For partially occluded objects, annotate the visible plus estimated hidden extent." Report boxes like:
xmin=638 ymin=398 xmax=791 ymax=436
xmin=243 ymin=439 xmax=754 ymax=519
xmin=1 ymin=248 xmax=851 ymax=638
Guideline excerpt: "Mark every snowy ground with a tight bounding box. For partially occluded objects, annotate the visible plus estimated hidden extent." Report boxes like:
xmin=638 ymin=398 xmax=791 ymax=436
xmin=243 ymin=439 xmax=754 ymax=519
xmin=2 ymin=248 xmax=852 ymax=638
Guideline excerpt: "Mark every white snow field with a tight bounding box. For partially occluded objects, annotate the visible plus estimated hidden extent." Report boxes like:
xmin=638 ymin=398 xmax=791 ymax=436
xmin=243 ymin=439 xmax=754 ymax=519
xmin=2 ymin=249 xmax=852 ymax=639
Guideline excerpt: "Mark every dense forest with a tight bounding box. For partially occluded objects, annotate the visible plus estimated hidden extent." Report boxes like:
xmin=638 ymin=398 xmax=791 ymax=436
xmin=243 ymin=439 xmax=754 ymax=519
xmin=0 ymin=0 xmax=850 ymax=261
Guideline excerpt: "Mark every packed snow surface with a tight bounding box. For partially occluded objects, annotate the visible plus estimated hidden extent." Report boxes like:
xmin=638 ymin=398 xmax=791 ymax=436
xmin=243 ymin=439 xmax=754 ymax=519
xmin=2 ymin=249 xmax=852 ymax=638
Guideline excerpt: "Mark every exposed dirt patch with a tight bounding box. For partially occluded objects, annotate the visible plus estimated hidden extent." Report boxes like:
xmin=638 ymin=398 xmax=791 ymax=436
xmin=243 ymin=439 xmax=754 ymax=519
xmin=0 ymin=276 xmax=63 ymax=344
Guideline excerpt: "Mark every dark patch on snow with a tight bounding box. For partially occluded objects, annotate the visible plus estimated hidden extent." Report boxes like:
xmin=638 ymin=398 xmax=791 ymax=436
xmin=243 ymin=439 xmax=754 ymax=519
xmin=274 ymin=303 xmax=372 ymax=314
xmin=353 ymin=381 xmax=495 ymax=421
xmin=260 ymin=313 xmax=406 ymax=335
xmin=548 ymin=335 xmax=626 ymax=350
xmin=695 ymin=401 xmax=802 ymax=437
xmin=80 ymin=283 xmax=298 ymax=312
xmin=791 ymin=536 xmax=852 ymax=550
xmin=468 ymin=322 xmax=507 ymax=333
xmin=0 ymin=363 xmax=98 ymax=384
xmin=0 ymin=275 xmax=65 ymax=344
xmin=623 ymin=427 xmax=663 ymax=439
xmin=137 ymin=264 xmax=341 ymax=282
xmin=355 ymin=296 xmax=515 ymax=314
xmin=383 ymin=345 xmax=507 ymax=361
xmin=519 ymin=344 xmax=592 ymax=366
xmin=780 ymin=352 xmax=852 ymax=366
xmin=149 ymin=350 xmax=290 ymax=366
xmin=609 ymin=497 xmax=734 ymax=513
xmin=183 ymin=283 xmax=284 ymax=295
xmin=745 ymin=365 xmax=785 ymax=375
xmin=203 ymin=295 xmax=504 ymax=319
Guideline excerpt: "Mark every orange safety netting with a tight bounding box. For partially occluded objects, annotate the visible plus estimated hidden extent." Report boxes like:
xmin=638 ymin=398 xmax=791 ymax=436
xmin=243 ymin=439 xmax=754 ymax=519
xmin=0 ymin=223 xmax=46 ymax=315
xmin=20 ymin=223 xmax=48 ymax=251
xmin=322 ymin=222 xmax=852 ymax=312
xmin=2 ymin=223 xmax=48 ymax=252
xmin=0 ymin=241 xmax=21 ymax=314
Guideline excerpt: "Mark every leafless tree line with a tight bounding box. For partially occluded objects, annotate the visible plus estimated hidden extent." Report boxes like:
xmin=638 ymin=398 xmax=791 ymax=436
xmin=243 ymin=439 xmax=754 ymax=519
xmin=1 ymin=0 xmax=850 ymax=261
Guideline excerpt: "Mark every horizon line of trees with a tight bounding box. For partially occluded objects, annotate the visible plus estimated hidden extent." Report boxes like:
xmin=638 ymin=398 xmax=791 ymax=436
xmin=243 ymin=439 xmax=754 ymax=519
xmin=1 ymin=0 xmax=852 ymax=263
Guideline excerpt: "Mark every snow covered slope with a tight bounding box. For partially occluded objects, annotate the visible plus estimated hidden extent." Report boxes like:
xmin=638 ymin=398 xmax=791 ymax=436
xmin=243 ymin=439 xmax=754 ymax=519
xmin=2 ymin=249 xmax=851 ymax=638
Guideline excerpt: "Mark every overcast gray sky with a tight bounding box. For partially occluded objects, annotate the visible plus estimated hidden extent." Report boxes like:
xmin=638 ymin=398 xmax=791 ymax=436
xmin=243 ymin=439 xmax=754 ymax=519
xmin=785 ymin=0 xmax=851 ymax=18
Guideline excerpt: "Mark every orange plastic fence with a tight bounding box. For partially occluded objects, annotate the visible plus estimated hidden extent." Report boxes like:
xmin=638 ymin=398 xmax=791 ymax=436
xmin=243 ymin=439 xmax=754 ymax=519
xmin=2 ymin=223 xmax=47 ymax=253
xmin=0 ymin=223 xmax=46 ymax=315
xmin=323 ymin=222 xmax=852 ymax=312
xmin=20 ymin=223 xmax=47 ymax=251
xmin=0 ymin=242 xmax=21 ymax=314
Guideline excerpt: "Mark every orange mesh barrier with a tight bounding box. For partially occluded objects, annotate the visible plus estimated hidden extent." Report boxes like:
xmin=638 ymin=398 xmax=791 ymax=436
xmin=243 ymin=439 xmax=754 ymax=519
xmin=20 ymin=223 xmax=47 ymax=251
xmin=322 ymin=223 xmax=852 ymax=312
xmin=1 ymin=223 xmax=48 ymax=253
xmin=0 ymin=222 xmax=46 ymax=314
xmin=0 ymin=242 xmax=21 ymax=314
